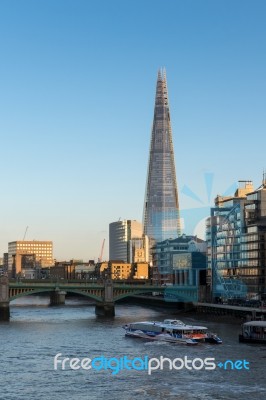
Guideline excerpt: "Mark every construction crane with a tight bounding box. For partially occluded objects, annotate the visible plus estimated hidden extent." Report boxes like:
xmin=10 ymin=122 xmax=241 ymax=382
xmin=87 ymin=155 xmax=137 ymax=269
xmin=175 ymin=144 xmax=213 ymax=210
xmin=98 ymin=239 xmax=105 ymax=263
xmin=23 ymin=226 xmax=29 ymax=241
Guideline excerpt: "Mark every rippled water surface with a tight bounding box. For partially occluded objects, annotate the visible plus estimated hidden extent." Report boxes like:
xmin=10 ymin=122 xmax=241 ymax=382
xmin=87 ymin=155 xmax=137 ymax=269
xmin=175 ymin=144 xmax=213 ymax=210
xmin=1 ymin=297 xmax=266 ymax=400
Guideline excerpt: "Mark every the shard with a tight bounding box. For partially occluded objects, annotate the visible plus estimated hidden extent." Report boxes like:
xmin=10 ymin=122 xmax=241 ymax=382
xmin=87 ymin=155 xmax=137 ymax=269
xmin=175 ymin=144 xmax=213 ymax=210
xmin=143 ymin=68 xmax=181 ymax=243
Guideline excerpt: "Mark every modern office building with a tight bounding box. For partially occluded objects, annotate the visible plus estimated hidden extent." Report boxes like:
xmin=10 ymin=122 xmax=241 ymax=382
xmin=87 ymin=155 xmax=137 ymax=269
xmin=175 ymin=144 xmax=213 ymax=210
xmin=109 ymin=220 xmax=144 ymax=262
xmin=3 ymin=253 xmax=8 ymax=272
xmin=206 ymin=179 xmax=266 ymax=301
xmin=8 ymin=240 xmax=54 ymax=277
xmin=143 ymin=69 xmax=181 ymax=244
xmin=152 ymin=234 xmax=207 ymax=286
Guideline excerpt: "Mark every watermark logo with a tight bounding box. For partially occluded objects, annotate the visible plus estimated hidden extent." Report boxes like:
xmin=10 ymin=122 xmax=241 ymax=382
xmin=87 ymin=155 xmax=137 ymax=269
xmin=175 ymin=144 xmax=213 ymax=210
xmin=217 ymin=360 xmax=250 ymax=370
xmin=180 ymin=172 xmax=237 ymax=236
xmin=157 ymin=173 xmax=250 ymax=302
xmin=53 ymin=354 xmax=249 ymax=375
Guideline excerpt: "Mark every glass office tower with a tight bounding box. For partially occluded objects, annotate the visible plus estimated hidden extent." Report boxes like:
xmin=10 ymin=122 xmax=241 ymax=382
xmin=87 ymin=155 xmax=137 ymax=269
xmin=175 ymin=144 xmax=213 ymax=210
xmin=206 ymin=179 xmax=266 ymax=301
xmin=143 ymin=69 xmax=181 ymax=243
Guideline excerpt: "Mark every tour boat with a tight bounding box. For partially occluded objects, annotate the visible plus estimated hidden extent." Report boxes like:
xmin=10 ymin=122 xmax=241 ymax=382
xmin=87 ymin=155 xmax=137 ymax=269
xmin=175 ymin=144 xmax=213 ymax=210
xmin=123 ymin=319 xmax=222 ymax=345
xmin=239 ymin=321 xmax=266 ymax=344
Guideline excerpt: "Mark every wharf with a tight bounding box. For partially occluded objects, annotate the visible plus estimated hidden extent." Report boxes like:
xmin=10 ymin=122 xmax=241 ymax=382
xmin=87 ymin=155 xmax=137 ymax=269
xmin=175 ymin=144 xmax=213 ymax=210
xmin=194 ymin=302 xmax=266 ymax=319
xmin=122 ymin=296 xmax=266 ymax=320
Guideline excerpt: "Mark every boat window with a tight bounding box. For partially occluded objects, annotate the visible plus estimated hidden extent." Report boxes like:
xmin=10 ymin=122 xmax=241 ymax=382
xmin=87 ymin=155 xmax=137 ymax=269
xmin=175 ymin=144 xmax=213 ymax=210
xmin=149 ymin=326 xmax=162 ymax=333
xmin=131 ymin=323 xmax=162 ymax=333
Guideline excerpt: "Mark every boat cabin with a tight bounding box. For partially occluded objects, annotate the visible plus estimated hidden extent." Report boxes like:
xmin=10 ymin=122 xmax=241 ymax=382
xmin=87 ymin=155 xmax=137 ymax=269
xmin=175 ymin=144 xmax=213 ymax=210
xmin=127 ymin=321 xmax=207 ymax=338
xmin=241 ymin=321 xmax=266 ymax=340
xmin=163 ymin=319 xmax=185 ymax=326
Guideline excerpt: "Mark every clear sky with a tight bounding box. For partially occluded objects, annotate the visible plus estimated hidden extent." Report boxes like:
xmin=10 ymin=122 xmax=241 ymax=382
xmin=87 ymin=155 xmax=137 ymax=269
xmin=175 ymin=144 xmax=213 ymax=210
xmin=0 ymin=0 xmax=265 ymax=261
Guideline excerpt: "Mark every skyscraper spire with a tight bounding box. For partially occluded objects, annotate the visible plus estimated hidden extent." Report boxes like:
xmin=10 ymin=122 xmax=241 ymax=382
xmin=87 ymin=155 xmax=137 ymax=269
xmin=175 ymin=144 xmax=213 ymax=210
xmin=143 ymin=69 xmax=181 ymax=243
xmin=157 ymin=68 xmax=162 ymax=81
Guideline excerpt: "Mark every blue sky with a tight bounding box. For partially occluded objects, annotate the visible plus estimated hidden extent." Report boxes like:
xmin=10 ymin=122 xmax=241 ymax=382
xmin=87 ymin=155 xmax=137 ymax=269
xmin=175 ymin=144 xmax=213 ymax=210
xmin=0 ymin=0 xmax=265 ymax=261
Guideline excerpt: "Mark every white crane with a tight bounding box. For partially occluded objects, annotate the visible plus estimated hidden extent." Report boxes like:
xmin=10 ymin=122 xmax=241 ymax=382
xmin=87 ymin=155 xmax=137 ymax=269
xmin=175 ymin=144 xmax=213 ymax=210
xmin=98 ymin=239 xmax=105 ymax=263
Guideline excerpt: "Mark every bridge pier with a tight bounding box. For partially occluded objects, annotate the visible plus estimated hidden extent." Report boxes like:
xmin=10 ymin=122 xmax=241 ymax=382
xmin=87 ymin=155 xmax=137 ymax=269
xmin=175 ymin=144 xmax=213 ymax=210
xmin=0 ymin=302 xmax=10 ymax=321
xmin=95 ymin=279 xmax=115 ymax=317
xmin=50 ymin=289 xmax=66 ymax=306
xmin=0 ymin=276 xmax=10 ymax=321
xmin=95 ymin=301 xmax=115 ymax=317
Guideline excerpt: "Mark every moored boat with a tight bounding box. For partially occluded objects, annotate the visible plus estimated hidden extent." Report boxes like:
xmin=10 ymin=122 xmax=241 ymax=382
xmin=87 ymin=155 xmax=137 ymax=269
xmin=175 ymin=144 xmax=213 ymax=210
xmin=123 ymin=319 xmax=222 ymax=345
xmin=239 ymin=321 xmax=266 ymax=344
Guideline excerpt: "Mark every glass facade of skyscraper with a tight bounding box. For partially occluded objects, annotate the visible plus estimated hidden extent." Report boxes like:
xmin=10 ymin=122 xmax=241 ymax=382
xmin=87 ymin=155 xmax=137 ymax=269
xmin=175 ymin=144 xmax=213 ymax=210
xmin=109 ymin=220 xmax=143 ymax=262
xmin=143 ymin=69 xmax=181 ymax=243
xmin=206 ymin=180 xmax=266 ymax=301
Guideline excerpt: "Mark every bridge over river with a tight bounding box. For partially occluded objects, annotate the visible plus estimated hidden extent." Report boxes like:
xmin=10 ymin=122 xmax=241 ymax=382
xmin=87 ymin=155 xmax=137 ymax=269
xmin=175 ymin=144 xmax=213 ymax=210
xmin=0 ymin=276 xmax=198 ymax=319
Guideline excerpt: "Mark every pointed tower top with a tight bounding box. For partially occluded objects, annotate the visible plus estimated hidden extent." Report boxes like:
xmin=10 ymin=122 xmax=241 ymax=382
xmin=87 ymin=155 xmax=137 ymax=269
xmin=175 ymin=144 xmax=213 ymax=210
xmin=155 ymin=67 xmax=169 ymax=108
xmin=157 ymin=68 xmax=163 ymax=81
xmin=162 ymin=67 xmax=167 ymax=81
xmin=157 ymin=67 xmax=167 ymax=81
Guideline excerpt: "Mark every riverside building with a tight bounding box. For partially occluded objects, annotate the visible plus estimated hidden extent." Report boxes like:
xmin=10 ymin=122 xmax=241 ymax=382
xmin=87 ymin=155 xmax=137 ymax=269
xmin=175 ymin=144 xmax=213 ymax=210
xmin=8 ymin=240 xmax=53 ymax=278
xmin=151 ymin=234 xmax=207 ymax=287
xmin=206 ymin=178 xmax=266 ymax=301
xmin=99 ymin=261 xmax=149 ymax=280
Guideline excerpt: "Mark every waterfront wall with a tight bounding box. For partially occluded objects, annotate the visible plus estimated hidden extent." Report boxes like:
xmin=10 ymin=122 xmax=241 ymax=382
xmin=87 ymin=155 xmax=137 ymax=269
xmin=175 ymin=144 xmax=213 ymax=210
xmin=194 ymin=302 xmax=266 ymax=320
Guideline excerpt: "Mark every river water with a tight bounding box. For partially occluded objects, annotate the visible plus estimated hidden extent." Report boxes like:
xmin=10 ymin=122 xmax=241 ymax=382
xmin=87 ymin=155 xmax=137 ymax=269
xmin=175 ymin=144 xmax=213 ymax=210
xmin=1 ymin=297 xmax=265 ymax=400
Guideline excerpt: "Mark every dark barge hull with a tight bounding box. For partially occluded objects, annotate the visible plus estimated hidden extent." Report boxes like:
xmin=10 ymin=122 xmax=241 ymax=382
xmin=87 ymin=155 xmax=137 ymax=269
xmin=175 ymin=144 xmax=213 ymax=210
xmin=239 ymin=335 xmax=266 ymax=344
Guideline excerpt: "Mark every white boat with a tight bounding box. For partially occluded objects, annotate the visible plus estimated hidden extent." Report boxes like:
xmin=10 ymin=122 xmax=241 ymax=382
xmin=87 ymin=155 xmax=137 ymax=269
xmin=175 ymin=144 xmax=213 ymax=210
xmin=123 ymin=319 xmax=212 ymax=345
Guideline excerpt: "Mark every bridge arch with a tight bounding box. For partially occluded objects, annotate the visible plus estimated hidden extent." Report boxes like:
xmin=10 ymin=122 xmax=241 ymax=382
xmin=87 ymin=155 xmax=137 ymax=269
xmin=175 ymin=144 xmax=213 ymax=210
xmin=113 ymin=289 xmax=159 ymax=302
xmin=9 ymin=288 xmax=103 ymax=303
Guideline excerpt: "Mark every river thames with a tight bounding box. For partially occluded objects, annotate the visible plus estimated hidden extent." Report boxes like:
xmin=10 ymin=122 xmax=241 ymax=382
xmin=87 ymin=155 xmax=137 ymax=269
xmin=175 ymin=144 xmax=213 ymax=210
xmin=1 ymin=297 xmax=265 ymax=400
